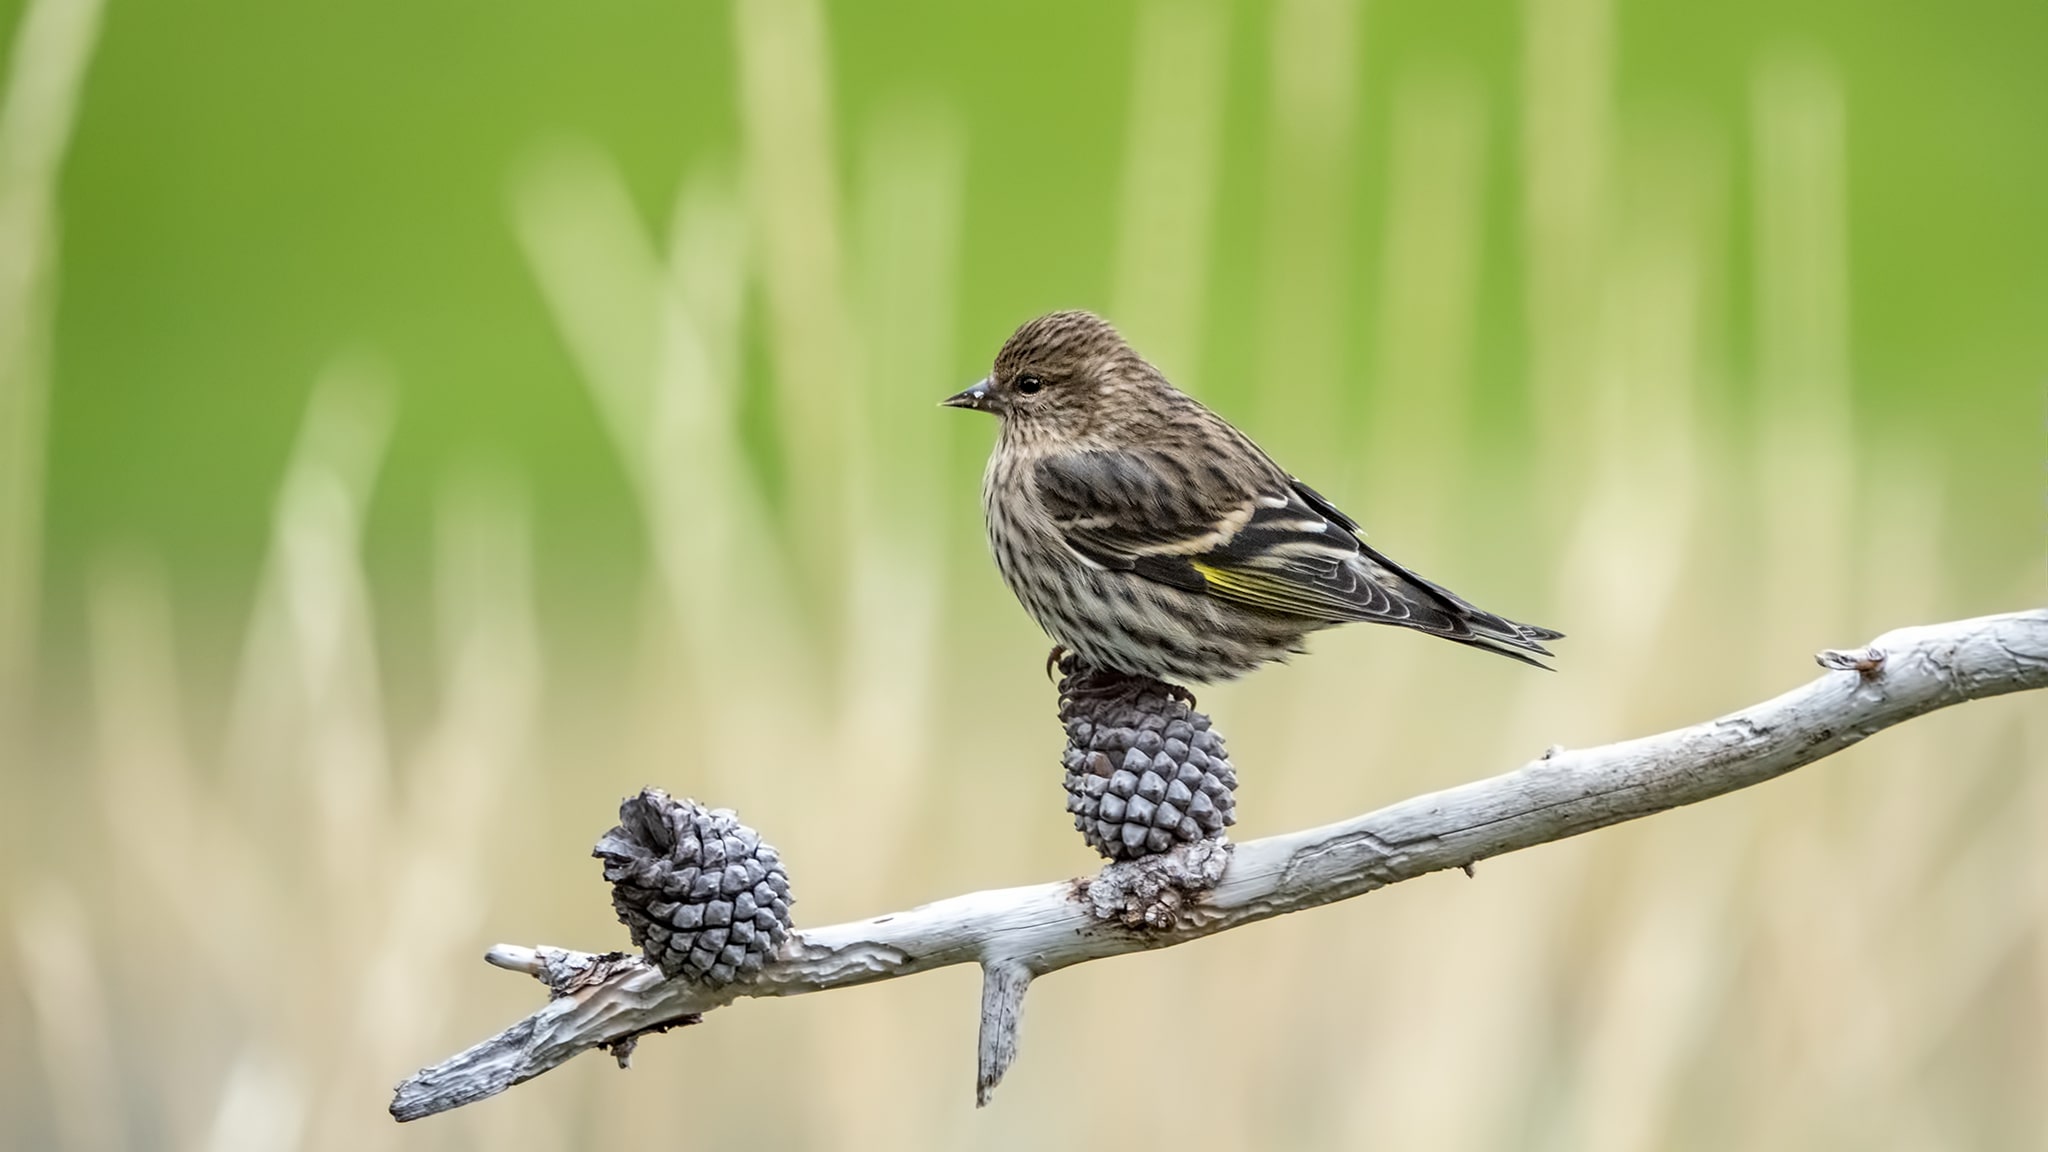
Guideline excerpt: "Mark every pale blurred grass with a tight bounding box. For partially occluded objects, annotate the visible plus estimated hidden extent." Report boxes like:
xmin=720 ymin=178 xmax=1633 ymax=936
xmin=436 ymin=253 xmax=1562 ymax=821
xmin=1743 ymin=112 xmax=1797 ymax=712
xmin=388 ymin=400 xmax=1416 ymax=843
xmin=0 ymin=0 xmax=103 ymax=838
xmin=1251 ymin=0 xmax=1358 ymax=469
xmin=5 ymin=2 xmax=2047 ymax=1150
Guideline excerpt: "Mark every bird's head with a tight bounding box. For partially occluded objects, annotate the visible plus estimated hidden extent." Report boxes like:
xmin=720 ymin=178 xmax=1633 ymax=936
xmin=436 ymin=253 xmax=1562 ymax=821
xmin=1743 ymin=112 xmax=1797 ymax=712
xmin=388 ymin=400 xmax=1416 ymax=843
xmin=944 ymin=310 xmax=1155 ymax=442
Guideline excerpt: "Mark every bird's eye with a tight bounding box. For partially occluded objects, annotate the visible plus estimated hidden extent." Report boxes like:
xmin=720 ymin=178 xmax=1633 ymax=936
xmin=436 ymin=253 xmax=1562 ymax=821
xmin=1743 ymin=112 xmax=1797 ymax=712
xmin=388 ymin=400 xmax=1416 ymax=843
xmin=1016 ymin=374 xmax=1044 ymax=395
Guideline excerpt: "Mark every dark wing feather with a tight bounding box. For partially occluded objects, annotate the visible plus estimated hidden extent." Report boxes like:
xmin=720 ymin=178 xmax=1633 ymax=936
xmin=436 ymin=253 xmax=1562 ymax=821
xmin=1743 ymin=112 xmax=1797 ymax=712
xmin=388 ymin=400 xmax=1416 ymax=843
xmin=1032 ymin=448 xmax=1256 ymax=574
xmin=1034 ymin=451 xmax=1562 ymax=667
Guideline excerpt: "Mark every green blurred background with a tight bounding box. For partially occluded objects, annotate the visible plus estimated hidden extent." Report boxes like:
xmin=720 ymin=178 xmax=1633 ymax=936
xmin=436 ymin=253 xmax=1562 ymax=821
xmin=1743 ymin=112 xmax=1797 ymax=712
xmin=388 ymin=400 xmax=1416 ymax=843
xmin=3 ymin=0 xmax=2045 ymax=1148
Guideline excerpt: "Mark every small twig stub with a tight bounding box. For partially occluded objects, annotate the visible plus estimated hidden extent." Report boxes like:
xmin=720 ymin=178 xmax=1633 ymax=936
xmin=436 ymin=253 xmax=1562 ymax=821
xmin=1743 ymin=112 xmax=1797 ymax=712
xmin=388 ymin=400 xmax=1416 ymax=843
xmin=1815 ymin=645 xmax=1886 ymax=678
xmin=602 ymin=1013 xmax=703 ymax=1068
xmin=976 ymin=962 xmax=1033 ymax=1107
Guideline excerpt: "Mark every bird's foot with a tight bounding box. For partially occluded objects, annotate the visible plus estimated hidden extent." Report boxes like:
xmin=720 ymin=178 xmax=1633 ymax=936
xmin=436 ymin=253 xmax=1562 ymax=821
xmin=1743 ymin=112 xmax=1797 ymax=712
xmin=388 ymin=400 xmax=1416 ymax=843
xmin=1080 ymin=837 xmax=1233 ymax=930
xmin=1164 ymin=682 xmax=1198 ymax=709
xmin=1045 ymin=645 xmax=1070 ymax=682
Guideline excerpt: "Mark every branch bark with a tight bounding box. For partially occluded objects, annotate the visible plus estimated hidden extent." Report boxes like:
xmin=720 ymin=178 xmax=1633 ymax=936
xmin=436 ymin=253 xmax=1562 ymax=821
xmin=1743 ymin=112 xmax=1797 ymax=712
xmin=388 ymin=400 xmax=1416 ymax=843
xmin=391 ymin=609 xmax=2048 ymax=1122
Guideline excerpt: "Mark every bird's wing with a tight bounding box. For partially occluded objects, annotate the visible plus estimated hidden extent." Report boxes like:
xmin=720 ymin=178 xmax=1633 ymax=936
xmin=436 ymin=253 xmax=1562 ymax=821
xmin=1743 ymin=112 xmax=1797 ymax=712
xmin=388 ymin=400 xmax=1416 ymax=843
xmin=1030 ymin=448 xmax=1254 ymax=591
xmin=1033 ymin=450 xmax=1394 ymax=616
xmin=1034 ymin=451 xmax=1561 ymax=665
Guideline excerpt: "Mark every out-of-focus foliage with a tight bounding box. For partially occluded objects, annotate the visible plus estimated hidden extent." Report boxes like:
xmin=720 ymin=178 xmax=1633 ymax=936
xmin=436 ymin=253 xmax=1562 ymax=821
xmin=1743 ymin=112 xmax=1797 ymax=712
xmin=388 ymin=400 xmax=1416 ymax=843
xmin=2 ymin=0 xmax=2044 ymax=1149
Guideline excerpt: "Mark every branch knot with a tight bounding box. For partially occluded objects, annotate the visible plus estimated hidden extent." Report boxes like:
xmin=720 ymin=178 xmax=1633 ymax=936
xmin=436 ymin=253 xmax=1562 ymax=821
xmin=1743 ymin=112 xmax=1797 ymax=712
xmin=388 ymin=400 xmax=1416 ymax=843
xmin=1079 ymin=838 xmax=1234 ymax=928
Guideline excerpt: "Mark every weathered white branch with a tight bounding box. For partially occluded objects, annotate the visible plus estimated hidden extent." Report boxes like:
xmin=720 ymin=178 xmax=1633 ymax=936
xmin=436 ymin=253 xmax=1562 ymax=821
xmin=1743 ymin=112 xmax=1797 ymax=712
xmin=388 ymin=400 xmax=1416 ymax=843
xmin=391 ymin=610 xmax=2048 ymax=1122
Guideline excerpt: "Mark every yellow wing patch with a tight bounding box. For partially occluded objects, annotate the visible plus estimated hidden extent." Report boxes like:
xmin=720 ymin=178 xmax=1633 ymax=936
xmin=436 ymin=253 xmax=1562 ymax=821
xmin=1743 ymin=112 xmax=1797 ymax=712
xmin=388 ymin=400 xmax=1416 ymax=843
xmin=1191 ymin=560 xmax=1357 ymax=619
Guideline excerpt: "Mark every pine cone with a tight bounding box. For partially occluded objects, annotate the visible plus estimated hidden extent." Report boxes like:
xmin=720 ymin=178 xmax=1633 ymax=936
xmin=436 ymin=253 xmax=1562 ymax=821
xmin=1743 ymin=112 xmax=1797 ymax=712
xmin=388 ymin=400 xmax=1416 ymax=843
xmin=593 ymin=789 xmax=794 ymax=986
xmin=1057 ymin=656 xmax=1237 ymax=860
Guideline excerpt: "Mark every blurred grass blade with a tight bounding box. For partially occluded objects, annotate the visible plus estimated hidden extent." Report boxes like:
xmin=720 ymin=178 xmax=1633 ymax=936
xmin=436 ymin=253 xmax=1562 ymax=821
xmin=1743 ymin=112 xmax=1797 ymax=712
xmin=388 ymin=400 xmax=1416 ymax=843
xmin=1334 ymin=63 xmax=1490 ymax=784
xmin=1110 ymin=0 xmax=1228 ymax=382
xmin=1520 ymin=0 xmax=1612 ymax=501
xmin=647 ymin=166 xmax=792 ymax=698
xmin=1551 ymin=119 xmax=1713 ymax=680
xmin=736 ymin=0 xmax=855 ymax=590
xmin=222 ymin=357 xmax=396 ymax=889
xmin=829 ymin=101 xmax=967 ymax=893
xmin=1368 ymin=63 xmax=1486 ymax=550
xmin=86 ymin=553 xmax=197 ymax=902
xmin=14 ymin=884 xmax=122 ymax=1152
xmin=510 ymin=141 xmax=665 ymax=488
xmin=1252 ymin=0 xmax=1358 ymax=466
xmin=85 ymin=549 xmax=283 ymax=1080
xmin=0 ymin=0 xmax=105 ymax=766
xmin=513 ymin=145 xmax=771 ymax=654
xmin=203 ymin=1051 xmax=305 ymax=1152
xmin=517 ymin=143 xmax=811 ymax=798
xmin=1573 ymin=813 xmax=1746 ymax=1152
xmin=850 ymin=103 xmax=964 ymax=541
xmin=1752 ymin=48 xmax=1855 ymax=655
xmin=316 ymin=469 xmax=539 ymax=1152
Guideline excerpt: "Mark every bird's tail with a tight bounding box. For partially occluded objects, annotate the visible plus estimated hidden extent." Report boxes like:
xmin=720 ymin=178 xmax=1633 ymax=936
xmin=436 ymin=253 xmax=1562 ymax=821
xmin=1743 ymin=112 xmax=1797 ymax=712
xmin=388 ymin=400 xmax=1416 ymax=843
xmin=1362 ymin=543 xmax=1564 ymax=669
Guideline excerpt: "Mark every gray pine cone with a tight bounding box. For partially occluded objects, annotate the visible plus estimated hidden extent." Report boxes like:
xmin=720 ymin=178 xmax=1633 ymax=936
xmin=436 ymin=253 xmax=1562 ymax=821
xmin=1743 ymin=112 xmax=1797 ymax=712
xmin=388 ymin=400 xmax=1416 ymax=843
xmin=1057 ymin=656 xmax=1237 ymax=860
xmin=593 ymin=789 xmax=794 ymax=986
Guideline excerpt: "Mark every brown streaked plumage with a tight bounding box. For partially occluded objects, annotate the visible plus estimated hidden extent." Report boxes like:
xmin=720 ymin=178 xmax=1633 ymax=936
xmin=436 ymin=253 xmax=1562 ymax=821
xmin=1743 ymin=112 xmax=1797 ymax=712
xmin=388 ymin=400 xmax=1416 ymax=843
xmin=945 ymin=310 xmax=1561 ymax=684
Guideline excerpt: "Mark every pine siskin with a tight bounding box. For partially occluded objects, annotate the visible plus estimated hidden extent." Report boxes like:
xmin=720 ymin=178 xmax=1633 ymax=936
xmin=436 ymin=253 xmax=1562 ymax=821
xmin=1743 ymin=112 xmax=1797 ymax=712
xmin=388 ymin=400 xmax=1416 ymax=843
xmin=945 ymin=310 xmax=1561 ymax=685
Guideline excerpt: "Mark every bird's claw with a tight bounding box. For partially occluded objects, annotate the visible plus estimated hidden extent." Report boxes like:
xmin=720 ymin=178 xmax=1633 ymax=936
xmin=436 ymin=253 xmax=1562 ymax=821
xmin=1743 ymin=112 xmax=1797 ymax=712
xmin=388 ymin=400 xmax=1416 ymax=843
xmin=1046 ymin=645 xmax=1070 ymax=681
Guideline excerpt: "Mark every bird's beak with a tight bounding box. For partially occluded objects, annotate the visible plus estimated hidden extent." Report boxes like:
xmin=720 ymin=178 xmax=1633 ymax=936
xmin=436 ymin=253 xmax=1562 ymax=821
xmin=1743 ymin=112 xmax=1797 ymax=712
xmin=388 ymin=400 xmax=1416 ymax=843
xmin=942 ymin=378 xmax=993 ymax=412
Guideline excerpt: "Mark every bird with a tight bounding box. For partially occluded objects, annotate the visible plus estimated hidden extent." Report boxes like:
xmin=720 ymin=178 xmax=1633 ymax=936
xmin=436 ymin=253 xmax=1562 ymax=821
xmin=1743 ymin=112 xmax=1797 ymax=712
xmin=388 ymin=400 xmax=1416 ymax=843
xmin=944 ymin=309 xmax=1561 ymax=686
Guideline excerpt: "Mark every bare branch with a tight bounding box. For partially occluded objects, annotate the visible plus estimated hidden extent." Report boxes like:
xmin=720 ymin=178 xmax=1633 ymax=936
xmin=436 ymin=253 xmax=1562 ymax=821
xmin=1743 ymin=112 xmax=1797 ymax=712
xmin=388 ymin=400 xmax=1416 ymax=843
xmin=391 ymin=609 xmax=2048 ymax=1122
